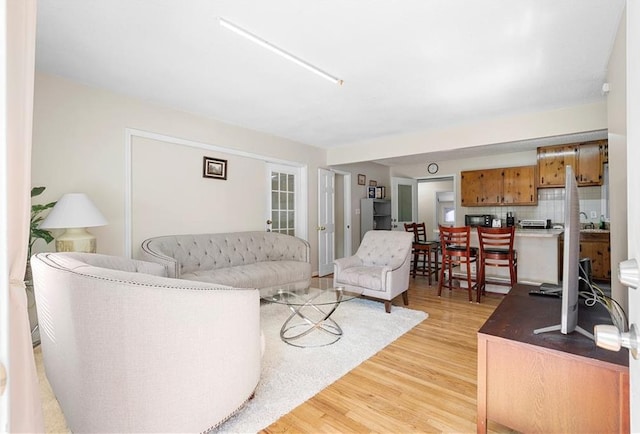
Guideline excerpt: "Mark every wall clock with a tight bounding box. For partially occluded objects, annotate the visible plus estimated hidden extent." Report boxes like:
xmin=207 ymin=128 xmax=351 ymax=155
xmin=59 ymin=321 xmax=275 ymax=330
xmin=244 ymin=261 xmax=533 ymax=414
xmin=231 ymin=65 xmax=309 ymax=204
xmin=427 ymin=163 xmax=439 ymax=174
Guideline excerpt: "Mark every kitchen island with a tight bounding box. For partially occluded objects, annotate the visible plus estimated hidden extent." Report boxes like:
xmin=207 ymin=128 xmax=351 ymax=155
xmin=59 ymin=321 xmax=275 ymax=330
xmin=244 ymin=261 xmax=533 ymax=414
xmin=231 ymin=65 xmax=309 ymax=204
xmin=468 ymin=228 xmax=563 ymax=291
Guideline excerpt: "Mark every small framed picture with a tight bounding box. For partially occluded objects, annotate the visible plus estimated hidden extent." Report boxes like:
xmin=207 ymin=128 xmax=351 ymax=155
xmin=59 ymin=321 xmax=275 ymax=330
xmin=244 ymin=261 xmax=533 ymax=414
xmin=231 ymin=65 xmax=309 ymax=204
xmin=367 ymin=186 xmax=376 ymax=198
xmin=358 ymin=174 xmax=366 ymax=185
xmin=369 ymin=180 xmax=377 ymax=186
xmin=203 ymin=156 xmax=227 ymax=180
xmin=375 ymin=186 xmax=386 ymax=199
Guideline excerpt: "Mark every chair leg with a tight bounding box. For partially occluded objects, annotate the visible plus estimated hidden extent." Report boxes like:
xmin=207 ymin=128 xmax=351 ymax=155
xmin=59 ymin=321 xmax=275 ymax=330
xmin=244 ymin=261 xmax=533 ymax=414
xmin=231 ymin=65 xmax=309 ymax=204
xmin=411 ymin=251 xmax=418 ymax=278
xmin=402 ymin=291 xmax=409 ymax=306
xmin=433 ymin=247 xmax=439 ymax=282
xmin=438 ymin=257 xmax=446 ymax=296
xmin=480 ymin=259 xmax=487 ymax=301
xmin=477 ymin=260 xmax=483 ymax=303
xmin=424 ymin=251 xmax=432 ymax=285
xmin=465 ymin=259 xmax=473 ymax=302
xmin=384 ymin=300 xmax=391 ymax=313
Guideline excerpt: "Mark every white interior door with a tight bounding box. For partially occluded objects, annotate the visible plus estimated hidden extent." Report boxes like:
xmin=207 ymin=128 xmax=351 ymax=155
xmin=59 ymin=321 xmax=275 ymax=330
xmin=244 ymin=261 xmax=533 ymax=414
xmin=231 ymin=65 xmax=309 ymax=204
xmin=266 ymin=163 xmax=306 ymax=238
xmin=317 ymin=168 xmax=335 ymax=276
xmin=0 ymin=4 xmax=8 ymax=421
xmin=391 ymin=177 xmax=418 ymax=230
xmin=626 ymin=2 xmax=640 ymax=428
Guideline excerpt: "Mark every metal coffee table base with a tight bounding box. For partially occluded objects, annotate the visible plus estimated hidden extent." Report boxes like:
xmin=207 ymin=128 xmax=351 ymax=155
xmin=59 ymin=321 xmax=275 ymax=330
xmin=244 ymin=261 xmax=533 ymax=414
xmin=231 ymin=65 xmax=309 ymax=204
xmin=280 ymin=294 xmax=345 ymax=348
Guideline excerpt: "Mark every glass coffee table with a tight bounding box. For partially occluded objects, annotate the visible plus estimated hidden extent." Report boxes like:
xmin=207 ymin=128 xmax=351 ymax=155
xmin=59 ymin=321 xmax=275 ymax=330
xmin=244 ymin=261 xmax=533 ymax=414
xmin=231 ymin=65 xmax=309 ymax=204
xmin=260 ymin=279 xmax=363 ymax=348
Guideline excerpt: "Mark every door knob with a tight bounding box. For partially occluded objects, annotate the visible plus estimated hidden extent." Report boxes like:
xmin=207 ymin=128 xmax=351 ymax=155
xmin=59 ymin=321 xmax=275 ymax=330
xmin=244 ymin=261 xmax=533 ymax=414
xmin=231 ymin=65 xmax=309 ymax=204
xmin=266 ymin=219 xmax=272 ymax=225
xmin=595 ymin=324 xmax=639 ymax=359
xmin=317 ymin=226 xmax=326 ymax=231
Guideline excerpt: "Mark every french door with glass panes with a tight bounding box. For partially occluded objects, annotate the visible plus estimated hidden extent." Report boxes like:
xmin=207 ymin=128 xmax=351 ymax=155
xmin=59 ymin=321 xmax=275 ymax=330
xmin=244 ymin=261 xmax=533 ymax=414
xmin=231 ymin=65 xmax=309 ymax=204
xmin=267 ymin=164 xmax=305 ymax=236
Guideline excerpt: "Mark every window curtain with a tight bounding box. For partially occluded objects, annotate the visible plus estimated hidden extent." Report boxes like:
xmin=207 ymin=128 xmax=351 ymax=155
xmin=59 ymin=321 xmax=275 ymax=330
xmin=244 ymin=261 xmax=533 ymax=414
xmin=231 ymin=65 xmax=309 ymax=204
xmin=5 ymin=0 xmax=44 ymax=431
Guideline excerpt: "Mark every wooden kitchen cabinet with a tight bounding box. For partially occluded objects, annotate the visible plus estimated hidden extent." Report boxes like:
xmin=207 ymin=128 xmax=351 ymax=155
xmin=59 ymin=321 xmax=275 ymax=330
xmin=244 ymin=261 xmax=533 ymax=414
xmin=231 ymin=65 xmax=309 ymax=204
xmin=502 ymin=166 xmax=537 ymax=205
xmin=537 ymin=140 xmax=606 ymax=188
xmin=461 ymin=165 xmax=536 ymax=206
xmin=559 ymin=231 xmax=611 ymax=281
xmin=461 ymin=169 xmax=502 ymax=206
xmin=580 ymin=231 xmax=611 ymax=280
xmin=537 ymin=144 xmax=577 ymax=187
xmin=460 ymin=169 xmax=484 ymax=206
xmin=576 ymin=141 xmax=604 ymax=185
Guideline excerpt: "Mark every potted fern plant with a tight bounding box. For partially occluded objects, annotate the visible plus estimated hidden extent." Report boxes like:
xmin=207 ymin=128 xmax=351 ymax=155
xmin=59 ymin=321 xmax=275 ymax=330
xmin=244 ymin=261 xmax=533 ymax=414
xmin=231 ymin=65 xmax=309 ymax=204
xmin=25 ymin=186 xmax=56 ymax=282
xmin=26 ymin=186 xmax=56 ymax=346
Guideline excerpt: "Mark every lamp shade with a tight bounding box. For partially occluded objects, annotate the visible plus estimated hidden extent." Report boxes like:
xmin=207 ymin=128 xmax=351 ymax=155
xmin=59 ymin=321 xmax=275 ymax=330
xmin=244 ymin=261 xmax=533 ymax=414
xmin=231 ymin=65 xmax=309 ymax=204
xmin=39 ymin=193 xmax=107 ymax=229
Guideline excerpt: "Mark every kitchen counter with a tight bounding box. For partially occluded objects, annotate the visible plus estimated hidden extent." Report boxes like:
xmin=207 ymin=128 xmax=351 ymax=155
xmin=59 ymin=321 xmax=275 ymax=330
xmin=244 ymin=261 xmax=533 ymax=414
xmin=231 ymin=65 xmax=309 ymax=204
xmin=514 ymin=228 xmax=563 ymax=237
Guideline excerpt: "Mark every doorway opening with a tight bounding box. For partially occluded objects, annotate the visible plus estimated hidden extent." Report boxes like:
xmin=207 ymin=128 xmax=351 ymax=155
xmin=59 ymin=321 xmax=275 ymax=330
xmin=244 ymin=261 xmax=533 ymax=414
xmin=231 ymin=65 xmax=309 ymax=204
xmin=417 ymin=176 xmax=455 ymax=234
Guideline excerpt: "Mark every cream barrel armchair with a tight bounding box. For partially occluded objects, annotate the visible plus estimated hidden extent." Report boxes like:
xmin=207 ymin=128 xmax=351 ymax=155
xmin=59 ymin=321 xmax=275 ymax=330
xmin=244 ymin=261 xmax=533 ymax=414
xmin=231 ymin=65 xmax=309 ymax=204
xmin=31 ymin=252 xmax=261 ymax=433
xmin=333 ymin=230 xmax=414 ymax=313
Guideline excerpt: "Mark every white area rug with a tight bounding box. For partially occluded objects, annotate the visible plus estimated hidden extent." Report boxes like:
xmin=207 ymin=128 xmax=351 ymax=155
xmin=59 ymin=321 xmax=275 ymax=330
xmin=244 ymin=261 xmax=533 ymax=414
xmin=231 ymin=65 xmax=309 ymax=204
xmin=216 ymin=298 xmax=428 ymax=433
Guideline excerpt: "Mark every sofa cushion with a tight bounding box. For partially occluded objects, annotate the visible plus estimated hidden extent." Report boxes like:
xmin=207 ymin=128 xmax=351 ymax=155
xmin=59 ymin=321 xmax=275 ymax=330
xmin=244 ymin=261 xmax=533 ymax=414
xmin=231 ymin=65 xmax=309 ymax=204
xmin=181 ymin=261 xmax=311 ymax=290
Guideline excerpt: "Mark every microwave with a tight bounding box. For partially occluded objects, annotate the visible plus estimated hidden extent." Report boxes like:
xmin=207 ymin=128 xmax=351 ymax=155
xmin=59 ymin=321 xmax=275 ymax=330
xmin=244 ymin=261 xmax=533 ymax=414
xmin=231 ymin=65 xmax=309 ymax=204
xmin=465 ymin=214 xmax=492 ymax=227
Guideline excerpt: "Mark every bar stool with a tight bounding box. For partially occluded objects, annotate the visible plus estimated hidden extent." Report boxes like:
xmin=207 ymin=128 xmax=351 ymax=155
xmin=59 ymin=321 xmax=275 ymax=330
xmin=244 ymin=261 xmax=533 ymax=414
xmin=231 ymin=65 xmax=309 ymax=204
xmin=413 ymin=222 xmax=439 ymax=284
xmin=404 ymin=222 xmax=418 ymax=271
xmin=404 ymin=223 xmax=432 ymax=281
xmin=438 ymin=225 xmax=479 ymax=302
xmin=477 ymin=226 xmax=517 ymax=295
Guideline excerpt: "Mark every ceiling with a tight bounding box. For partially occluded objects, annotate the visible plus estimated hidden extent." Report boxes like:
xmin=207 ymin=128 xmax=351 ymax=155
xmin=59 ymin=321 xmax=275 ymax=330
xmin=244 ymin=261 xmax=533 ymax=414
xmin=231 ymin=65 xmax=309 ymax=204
xmin=35 ymin=0 xmax=625 ymax=164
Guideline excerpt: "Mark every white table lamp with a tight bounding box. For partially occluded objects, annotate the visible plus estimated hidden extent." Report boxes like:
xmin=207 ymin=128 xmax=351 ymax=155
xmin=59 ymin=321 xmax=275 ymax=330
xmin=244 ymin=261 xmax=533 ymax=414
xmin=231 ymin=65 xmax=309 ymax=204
xmin=39 ymin=193 xmax=108 ymax=253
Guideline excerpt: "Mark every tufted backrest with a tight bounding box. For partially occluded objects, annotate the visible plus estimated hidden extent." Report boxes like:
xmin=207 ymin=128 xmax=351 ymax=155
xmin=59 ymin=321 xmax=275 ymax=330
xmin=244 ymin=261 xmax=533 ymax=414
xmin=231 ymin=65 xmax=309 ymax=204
xmin=43 ymin=251 xmax=169 ymax=277
xmin=356 ymin=230 xmax=414 ymax=269
xmin=141 ymin=231 xmax=310 ymax=277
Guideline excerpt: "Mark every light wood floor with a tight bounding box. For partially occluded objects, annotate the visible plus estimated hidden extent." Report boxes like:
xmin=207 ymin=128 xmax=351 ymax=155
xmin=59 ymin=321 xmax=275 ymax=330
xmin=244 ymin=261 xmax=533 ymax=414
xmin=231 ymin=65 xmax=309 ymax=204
xmin=263 ymin=278 xmax=516 ymax=434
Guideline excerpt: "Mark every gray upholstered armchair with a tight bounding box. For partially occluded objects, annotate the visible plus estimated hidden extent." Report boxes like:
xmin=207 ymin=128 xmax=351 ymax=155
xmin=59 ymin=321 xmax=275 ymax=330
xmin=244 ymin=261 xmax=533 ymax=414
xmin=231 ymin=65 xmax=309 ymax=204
xmin=31 ymin=252 xmax=261 ymax=433
xmin=333 ymin=230 xmax=414 ymax=313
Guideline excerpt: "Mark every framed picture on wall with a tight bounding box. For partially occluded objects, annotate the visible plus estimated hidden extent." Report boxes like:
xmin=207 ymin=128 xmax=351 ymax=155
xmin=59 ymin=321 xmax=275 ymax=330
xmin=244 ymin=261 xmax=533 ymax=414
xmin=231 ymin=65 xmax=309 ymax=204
xmin=369 ymin=180 xmax=377 ymax=186
xmin=203 ymin=156 xmax=227 ymax=180
xmin=375 ymin=186 xmax=386 ymax=199
xmin=358 ymin=174 xmax=366 ymax=185
xmin=367 ymin=186 xmax=376 ymax=198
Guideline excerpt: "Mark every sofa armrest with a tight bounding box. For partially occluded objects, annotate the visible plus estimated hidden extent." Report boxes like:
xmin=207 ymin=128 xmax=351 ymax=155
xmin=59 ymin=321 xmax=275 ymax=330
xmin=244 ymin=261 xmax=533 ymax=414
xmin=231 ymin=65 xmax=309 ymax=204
xmin=333 ymin=255 xmax=363 ymax=274
xmin=140 ymin=238 xmax=180 ymax=277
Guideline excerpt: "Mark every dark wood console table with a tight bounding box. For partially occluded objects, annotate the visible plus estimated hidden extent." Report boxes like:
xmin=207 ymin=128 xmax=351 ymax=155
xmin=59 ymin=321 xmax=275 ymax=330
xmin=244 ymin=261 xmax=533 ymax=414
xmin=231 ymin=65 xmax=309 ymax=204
xmin=477 ymin=284 xmax=629 ymax=433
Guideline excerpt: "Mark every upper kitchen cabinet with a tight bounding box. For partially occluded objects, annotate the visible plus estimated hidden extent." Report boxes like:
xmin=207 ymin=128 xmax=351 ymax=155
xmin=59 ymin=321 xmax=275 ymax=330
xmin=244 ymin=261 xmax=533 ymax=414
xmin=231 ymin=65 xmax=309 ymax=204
xmin=537 ymin=144 xmax=577 ymax=187
xmin=503 ymin=166 xmax=537 ymax=205
xmin=575 ymin=141 xmax=605 ymax=185
xmin=461 ymin=169 xmax=502 ymax=206
xmin=461 ymin=165 xmax=537 ymax=206
xmin=537 ymin=140 xmax=607 ymax=188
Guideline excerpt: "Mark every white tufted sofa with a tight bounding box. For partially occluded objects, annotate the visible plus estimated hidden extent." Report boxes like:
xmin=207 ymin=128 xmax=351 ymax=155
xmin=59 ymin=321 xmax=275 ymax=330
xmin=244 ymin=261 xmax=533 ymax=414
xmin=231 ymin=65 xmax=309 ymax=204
xmin=141 ymin=231 xmax=312 ymax=290
xmin=333 ymin=230 xmax=414 ymax=313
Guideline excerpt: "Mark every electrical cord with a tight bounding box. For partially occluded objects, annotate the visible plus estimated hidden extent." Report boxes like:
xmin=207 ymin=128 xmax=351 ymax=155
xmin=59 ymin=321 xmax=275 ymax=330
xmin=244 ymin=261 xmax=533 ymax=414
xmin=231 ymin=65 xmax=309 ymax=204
xmin=577 ymin=270 xmax=628 ymax=332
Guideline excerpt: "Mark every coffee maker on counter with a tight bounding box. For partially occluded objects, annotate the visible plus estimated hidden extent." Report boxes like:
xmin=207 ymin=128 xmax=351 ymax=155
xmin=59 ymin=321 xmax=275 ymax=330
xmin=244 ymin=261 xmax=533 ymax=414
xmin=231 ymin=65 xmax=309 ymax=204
xmin=506 ymin=212 xmax=515 ymax=227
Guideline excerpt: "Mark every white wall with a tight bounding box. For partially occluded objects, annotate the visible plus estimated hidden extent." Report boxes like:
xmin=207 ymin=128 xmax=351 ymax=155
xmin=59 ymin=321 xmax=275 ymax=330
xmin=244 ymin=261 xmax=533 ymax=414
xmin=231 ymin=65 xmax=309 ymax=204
xmin=31 ymin=73 xmax=327 ymax=271
xmin=327 ymin=102 xmax=608 ymax=165
xmin=131 ymin=136 xmax=267 ymax=257
xmin=607 ymin=7 xmax=628 ymax=307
